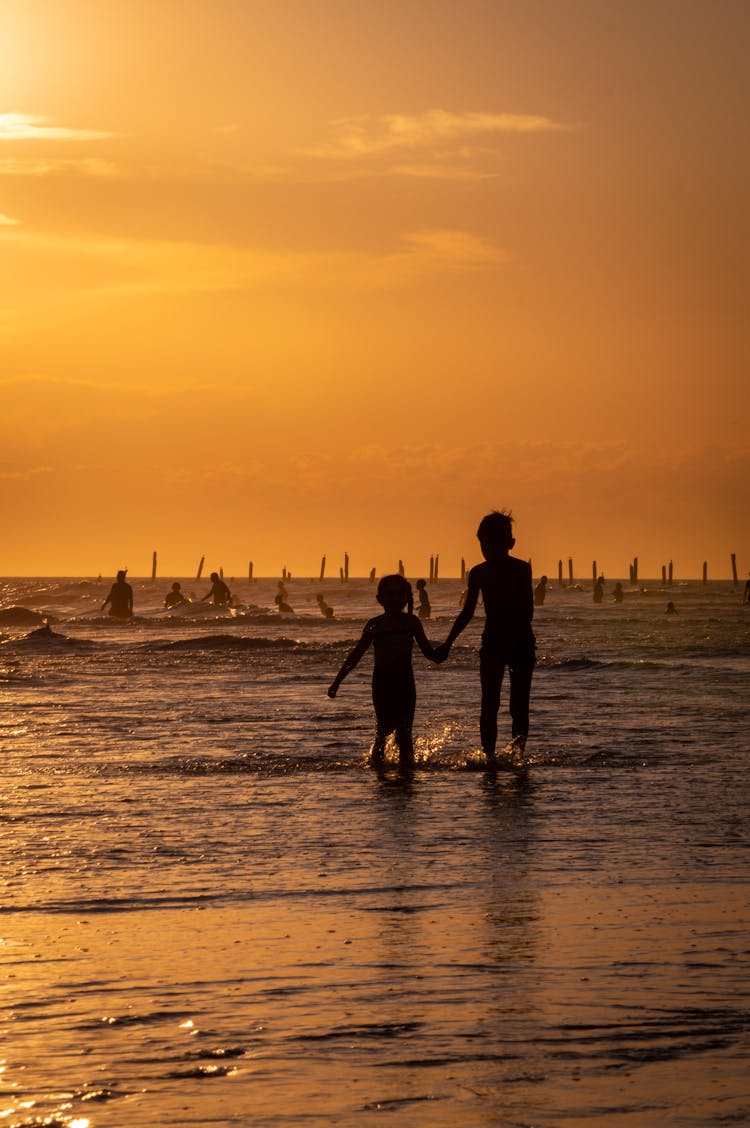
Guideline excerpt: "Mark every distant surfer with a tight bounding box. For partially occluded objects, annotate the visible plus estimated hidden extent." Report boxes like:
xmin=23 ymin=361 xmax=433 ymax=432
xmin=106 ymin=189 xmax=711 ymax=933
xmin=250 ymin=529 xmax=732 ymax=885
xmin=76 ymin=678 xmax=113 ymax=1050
xmin=328 ymin=574 xmax=439 ymax=771
xmin=593 ymin=577 xmax=604 ymax=604
xmin=534 ymin=575 xmax=548 ymax=606
xmin=275 ymin=593 xmax=294 ymax=614
xmin=164 ymin=582 xmax=187 ymax=609
xmin=436 ymin=510 xmax=535 ymax=769
xmin=201 ymin=572 xmax=232 ymax=606
xmin=416 ymin=578 xmax=431 ymax=620
xmin=101 ymin=570 xmax=133 ymax=619
xmin=613 ymin=582 xmax=624 ymax=603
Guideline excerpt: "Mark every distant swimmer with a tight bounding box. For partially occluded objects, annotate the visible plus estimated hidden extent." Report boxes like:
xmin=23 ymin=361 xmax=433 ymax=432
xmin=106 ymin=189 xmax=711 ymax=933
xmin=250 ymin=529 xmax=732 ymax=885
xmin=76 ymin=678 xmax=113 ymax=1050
xmin=416 ymin=578 xmax=431 ymax=621
xmin=534 ymin=575 xmax=548 ymax=606
xmin=201 ymin=572 xmax=232 ymax=606
xmin=613 ymin=582 xmax=624 ymax=603
xmin=328 ymin=574 xmax=438 ymax=771
xmin=28 ymin=622 xmax=66 ymax=641
xmin=665 ymin=601 xmax=677 ymax=614
xmin=316 ymin=593 xmax=334 ymax=619
xmin=593 ymin=577 xmax=604 ymax=604
xmin=101 ymin=570 xmax=133 ymax=619
xmin=164 ymin=582 xmax=187 ymax=609
xmin=275 ymin=593 xmax=294 ymax=614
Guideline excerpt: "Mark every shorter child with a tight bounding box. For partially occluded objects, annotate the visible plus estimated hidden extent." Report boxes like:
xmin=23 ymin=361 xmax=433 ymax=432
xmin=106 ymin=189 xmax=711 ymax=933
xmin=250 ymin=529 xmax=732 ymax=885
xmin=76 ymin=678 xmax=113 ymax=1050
xmin=328 ymin=574 xmax=438 ymax=768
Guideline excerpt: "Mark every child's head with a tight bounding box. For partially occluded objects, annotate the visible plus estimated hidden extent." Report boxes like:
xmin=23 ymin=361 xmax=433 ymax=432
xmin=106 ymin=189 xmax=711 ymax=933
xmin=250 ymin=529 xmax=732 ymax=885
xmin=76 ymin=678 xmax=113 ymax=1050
xmin=172 ymin=582 xmax=181 ymax=591
xmin=376 ymin=574 xmax=413 ymax=613
xmin=477 ymin=510 xmax=515 ymax=561
xmin=416 ymin=578 xmax=426 ymax=590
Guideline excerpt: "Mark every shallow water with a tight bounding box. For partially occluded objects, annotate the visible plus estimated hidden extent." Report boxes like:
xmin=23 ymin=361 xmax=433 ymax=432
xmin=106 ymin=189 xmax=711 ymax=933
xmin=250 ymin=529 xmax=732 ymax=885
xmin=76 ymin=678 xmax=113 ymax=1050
xmin=1 ymin=577 xmax=749 ymax=1126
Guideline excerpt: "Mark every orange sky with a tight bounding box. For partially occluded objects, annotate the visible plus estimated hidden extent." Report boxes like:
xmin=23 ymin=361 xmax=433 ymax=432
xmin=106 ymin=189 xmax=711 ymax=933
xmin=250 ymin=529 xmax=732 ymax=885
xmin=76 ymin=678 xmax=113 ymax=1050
xmin=1 ymin=0 xmax=748 ymax=577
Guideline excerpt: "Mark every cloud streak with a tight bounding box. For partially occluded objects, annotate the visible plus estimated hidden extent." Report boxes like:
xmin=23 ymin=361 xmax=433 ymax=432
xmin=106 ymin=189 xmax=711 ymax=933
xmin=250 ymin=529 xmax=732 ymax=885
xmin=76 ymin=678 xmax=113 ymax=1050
xmin=301 ymin=109 xmax=575 ymax=160
xmin=0 ymin=113 xmax=116 ymax=142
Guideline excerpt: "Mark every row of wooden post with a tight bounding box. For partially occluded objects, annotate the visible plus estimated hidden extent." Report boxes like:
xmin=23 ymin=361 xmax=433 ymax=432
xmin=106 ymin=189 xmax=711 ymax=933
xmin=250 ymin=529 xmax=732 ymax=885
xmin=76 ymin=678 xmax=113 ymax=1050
xmin=147 ymin=552 xmax=741 ymax=584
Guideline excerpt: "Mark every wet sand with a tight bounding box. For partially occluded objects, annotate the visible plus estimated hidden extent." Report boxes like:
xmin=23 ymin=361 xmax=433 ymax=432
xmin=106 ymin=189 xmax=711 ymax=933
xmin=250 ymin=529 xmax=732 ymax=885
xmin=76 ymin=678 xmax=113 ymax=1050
xmin=4 ymin=766 xmax=749 ymax=1127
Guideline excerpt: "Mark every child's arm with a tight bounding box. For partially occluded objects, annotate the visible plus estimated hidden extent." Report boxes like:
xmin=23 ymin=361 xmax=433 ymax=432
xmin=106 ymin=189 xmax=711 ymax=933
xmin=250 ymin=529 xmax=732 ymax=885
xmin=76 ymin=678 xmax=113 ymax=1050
xmin=434 ymin=569 xmax=480 ymax=662
xmin=328 ymin=622 xmax=374 ymax=697
xmin=412 ymin=616 xmax=438 ymax=662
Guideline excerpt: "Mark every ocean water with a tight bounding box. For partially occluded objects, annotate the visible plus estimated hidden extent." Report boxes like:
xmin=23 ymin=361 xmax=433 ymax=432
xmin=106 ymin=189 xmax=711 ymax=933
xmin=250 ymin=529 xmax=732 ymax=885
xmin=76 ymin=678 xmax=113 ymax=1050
xmin=1 ymin=575 xmax=748 ymax=1127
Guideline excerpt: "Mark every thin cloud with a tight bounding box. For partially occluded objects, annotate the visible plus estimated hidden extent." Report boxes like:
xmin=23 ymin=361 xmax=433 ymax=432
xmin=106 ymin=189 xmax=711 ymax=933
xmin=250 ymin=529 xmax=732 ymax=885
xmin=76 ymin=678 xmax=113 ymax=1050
xmin=301 ymin=109 xmax=575 ymax=159
xmin=0 ymin=212 xmax=20 ymax=225
xmin=0 ymin=157 xmax=119 ymax=177
xmin=0 ymin=113 xmax=116 ymax=142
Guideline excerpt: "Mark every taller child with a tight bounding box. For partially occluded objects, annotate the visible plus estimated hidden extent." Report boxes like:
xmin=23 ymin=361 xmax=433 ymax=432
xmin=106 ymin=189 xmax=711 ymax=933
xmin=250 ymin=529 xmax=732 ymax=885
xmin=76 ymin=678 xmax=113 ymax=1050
xmin=437 ymin=511 xmax=535 ymax=766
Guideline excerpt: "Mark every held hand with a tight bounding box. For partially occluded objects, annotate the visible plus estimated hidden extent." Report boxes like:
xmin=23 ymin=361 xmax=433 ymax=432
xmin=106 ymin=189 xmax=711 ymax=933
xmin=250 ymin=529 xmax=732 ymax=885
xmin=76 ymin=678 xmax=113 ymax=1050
xmin=433 ymin=642 xmax=451 ymax=664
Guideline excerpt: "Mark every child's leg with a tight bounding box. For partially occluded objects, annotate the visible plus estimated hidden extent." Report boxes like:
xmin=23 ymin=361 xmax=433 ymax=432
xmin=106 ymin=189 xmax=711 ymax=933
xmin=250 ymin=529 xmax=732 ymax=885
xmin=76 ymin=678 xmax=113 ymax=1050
xmin=394 ymin=723 xmax=414 ymax=767
xmin=508 ymin=664 xmax=534 ymax=742
xmin=479 ymin=650 xmax=505 ymax=757
xmin=371 ymin=727 xmax=387 ymax=765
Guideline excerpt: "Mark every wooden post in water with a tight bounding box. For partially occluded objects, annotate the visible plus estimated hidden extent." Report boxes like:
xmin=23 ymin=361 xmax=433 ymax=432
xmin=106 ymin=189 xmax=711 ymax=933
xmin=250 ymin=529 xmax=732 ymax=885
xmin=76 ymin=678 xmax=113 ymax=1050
xmin=702 ymin=561 xmax=708 ymax=584
xmin=369 ymin=567 xmax=376 ymax=583
xmin=151 ymin=551 xmax=157 ymax=580
xmin=429 ymin=556 xmax=434 ymax=583
xmin=633 ymin=557 xmax=638 ymax=584
xmin=248 ymin=561 xmax=253 ymax=582
xmin=339 ymin=566 xmax=344 ymax=580
xmin=592 ymin=561 xmax=597 ymax=585
xmin=434 ymin=554 xmax=439 ymax=582
xmin=629 ymin=564 xmax=634 ymax=584
xmin=558 ymin=559 xmax=564 ymax=587
xmin=319 ymin=555 xmax=326 ymax=581
xmin=568 ymin=558 xmax=574 ymax=586
xmin=661 ymin=564 xmax=666 ymax=585
xmin=398 ymin=559 xmax=405 ymax=577
xmin=344 ymin=553 xmax=349 ymax=581
xmin=460 ymin=557 xmax=466 ymax=583
xmin=668 ymin=560 xmax=673 ymax=585
xmin=220 ymin=567 xmax=224 ymax=579
xmin=196 ymin=555 xmax=205 ymax=581
xmin=731 ymin=553 xmax=738 ymax=585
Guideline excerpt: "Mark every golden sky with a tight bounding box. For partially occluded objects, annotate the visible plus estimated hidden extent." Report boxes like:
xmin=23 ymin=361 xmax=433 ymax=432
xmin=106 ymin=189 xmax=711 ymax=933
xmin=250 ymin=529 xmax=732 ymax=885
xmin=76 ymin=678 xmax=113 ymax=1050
xmin=1 ymin=0 xmax=748 ymax=577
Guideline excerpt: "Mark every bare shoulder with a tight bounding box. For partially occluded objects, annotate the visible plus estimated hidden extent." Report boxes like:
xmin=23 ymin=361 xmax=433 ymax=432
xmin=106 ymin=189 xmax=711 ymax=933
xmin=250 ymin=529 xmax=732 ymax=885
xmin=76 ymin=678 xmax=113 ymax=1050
xmin=508 ymin=554 xmax=532 ymax=576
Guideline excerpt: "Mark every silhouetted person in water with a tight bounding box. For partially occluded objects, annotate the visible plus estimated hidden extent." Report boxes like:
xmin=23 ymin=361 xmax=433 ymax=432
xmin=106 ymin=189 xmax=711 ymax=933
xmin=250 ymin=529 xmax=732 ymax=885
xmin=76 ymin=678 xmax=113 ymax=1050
xmin=534 ymin=575 xmax=548 ymax=606
xmin=201 ymin=572 xmax=231 ymax=606
xmin=613 ymin=582 xmax=624 ymax=603
xmin=436 ymin=510 xmax=535 ymax=768
xmin=275 ymin=593 xmax=294 ymax=613
xmin=164 ymin=582 xmax=187 ymax=609
xmin=665 ymin=600 xmax=677 ymax=614
xmin=416 ymin=578 xmax=431 ymax=620
xmin=328 ymin=574 xmax=438 ymax=770
xmin=316 ymin=593 xmax=334 ymax=618
xmin=277 ymin=579 xmax=289 ymax=602
xmin=101 ymin=570 xmax=133 ymax=619
xmin=593 ymin=577 xmax=604 ymax=604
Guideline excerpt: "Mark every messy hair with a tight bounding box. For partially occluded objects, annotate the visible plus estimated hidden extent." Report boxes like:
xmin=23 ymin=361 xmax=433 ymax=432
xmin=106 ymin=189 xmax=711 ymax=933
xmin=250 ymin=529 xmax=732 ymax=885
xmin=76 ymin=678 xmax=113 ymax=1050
xmin=477 ymin=510 xmax=514 ymax=543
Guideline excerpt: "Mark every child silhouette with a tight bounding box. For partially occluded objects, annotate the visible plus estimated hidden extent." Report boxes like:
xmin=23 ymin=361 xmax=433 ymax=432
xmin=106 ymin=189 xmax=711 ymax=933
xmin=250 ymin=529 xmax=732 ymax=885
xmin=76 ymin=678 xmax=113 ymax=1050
xmin=437 ymin=510 xmax=535 ymax=767
xmin=328 ymin=574 xmax=438 ymax=769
